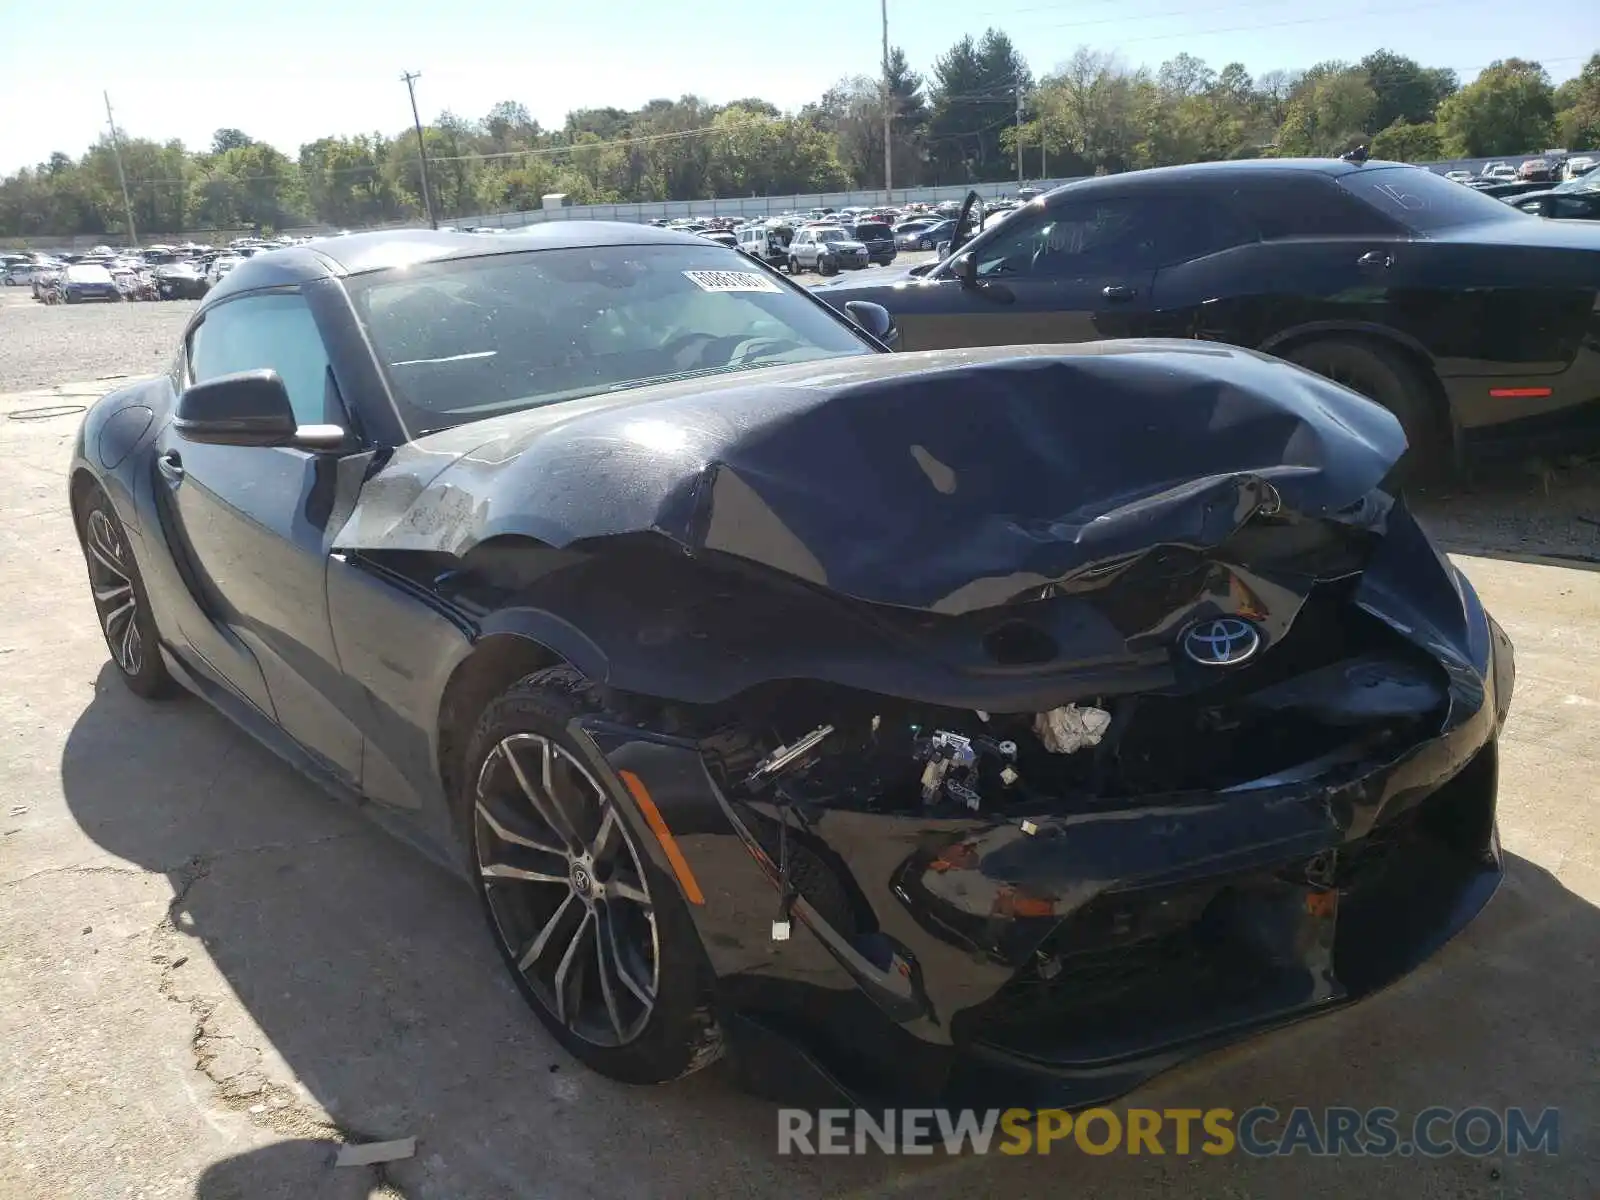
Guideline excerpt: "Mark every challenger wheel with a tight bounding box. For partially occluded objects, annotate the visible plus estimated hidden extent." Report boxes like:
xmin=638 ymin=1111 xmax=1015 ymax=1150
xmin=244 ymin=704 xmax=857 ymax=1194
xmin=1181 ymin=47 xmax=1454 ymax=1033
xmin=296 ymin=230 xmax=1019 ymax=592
xmin=462 ymin=667 xmax=722 ymax=1083
xmin=1285 ymin=338 xmax=1447 ymax=483
xmin=78 ymin=487 xmax=176 ymax=699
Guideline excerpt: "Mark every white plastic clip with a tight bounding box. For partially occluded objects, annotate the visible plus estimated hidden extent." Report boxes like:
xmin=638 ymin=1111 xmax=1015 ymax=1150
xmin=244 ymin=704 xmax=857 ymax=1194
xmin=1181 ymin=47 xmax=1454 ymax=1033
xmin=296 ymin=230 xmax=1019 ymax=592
xmin=770 ymin=920 xmax=791 ymax=942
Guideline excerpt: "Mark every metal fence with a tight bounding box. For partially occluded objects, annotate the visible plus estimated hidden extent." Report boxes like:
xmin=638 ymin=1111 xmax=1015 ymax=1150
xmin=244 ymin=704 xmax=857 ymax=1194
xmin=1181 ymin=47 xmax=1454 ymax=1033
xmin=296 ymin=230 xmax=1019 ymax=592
xmin=449 ymin=178 xmax=1088 ymax=230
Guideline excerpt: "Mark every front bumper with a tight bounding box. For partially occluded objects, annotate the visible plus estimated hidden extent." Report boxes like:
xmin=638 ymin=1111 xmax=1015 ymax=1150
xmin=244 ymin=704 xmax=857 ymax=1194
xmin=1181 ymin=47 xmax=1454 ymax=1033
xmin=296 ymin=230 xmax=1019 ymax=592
xmin=569 ymin=508 xmax=1516 ymax=1108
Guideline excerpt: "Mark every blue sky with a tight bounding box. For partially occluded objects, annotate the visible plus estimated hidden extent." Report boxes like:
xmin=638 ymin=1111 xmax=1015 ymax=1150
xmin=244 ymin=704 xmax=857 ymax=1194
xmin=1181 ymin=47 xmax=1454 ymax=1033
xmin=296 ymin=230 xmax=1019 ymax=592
xmin=4 ymin=0 xmax=1594 ymax=172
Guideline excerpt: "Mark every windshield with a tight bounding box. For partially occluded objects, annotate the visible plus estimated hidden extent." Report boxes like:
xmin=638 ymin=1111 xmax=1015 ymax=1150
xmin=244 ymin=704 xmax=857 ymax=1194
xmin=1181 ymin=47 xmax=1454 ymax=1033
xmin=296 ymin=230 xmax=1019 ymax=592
xmin=1337 ymin=165 xmax=1524 ymax=231
xmin=854 ymin=223 xmax=891 ymax=239
xmin=818 ymin=229 xmax=851 ymax=243
xmin=349 ymin=244 xmax=871 ymax=435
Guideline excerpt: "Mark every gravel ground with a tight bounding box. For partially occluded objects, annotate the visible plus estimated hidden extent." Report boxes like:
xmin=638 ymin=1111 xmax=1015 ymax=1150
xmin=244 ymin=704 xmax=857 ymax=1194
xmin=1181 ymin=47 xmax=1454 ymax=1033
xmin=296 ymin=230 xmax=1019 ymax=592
xmin=0 ymin=296 xmax=198 ymax=392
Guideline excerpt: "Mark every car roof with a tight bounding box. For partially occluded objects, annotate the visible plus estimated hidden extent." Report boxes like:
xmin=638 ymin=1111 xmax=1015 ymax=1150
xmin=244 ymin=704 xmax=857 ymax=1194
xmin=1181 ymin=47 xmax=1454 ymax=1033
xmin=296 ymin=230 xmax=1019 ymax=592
xmin=1038 ymin=156 xmax=1406 ymax=200
xmin=201 ymin=222 xmax=714 ymax=306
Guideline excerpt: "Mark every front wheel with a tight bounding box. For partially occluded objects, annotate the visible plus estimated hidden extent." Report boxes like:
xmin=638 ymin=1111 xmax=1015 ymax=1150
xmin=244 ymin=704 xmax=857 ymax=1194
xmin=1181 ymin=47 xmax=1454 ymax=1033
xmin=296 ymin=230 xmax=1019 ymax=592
xmin=77 ymin=487 xmax=176 ymax=698
xmin=462 ymin=667 xmax=722 ymax=1084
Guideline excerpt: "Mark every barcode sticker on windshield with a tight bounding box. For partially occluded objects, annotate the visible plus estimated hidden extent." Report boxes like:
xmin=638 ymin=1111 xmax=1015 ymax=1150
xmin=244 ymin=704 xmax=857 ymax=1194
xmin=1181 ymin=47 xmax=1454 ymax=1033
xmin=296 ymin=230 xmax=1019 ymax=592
xmin=682 ymin=270 xmax=782 ymax=294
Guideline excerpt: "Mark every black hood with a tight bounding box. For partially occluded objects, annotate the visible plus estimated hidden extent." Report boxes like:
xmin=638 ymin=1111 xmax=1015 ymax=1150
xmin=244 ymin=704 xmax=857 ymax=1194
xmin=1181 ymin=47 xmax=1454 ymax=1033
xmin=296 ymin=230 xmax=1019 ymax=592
xmin=335 ymin=340 xmax=1405 ymax=614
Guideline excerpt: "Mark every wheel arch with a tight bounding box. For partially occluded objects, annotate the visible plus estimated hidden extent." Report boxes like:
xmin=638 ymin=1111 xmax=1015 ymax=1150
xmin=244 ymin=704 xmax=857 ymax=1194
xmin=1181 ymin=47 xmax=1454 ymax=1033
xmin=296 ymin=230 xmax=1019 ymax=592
xmin=1258 ymin=320 xmax=1459 ymax=464
xmin=434 ymin=630 xmax=573 ymax=830
xmin=69 ymin=466 xmax=100 ymax=531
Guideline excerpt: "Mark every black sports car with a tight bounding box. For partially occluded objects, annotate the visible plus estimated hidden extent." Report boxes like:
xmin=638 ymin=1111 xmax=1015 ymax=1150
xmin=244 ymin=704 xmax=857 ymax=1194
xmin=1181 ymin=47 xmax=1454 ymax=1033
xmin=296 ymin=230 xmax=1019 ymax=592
xmin=815 ymin=158 xmax=1600 ymax=476
xmin=70 ymin=226 xmax=1514 ymax=1107
xmin=1507 ymin=169 xmax=1600 ymax=221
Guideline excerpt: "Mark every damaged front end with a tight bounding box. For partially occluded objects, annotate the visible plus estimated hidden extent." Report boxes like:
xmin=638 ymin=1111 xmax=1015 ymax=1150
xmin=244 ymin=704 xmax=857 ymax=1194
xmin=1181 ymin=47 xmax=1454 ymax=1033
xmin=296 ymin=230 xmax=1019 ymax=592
xmin=347 ymin=345 xmax=1514 ymax=1105
xmin=558 ymin=487 xmax=1513 ymax=1108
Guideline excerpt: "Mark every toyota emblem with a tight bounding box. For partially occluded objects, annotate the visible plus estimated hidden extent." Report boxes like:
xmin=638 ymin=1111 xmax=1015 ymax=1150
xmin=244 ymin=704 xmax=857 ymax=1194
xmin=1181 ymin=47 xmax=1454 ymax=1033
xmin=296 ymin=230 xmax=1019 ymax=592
xmin=1181 ymin=617 xmax=1262 ymax=667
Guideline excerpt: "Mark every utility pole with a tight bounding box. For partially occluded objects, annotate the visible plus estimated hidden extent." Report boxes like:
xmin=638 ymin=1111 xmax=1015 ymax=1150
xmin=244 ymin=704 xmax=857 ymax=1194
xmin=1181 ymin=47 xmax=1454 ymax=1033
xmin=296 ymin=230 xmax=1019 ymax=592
xmin=1015 ymin=74 xmax=1024 ymax=188
xmin=103 ymin=92 xmax=137 ymax=245
xmin=880 ymin=0 xmax=892 ymax=204
xmin=401 ymin=71 xmax=439 ymax=229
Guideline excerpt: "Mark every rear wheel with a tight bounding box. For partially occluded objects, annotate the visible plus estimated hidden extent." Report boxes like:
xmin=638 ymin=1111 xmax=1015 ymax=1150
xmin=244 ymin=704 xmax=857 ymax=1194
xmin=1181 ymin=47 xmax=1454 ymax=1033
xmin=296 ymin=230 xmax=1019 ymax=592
xmin=1285 ymin=338 xmax=1446 ymax=483
xmin=77 ymin=487 xmax=177 ymax=699
xmin=462 ymin=667 xmax=722 ymax=1084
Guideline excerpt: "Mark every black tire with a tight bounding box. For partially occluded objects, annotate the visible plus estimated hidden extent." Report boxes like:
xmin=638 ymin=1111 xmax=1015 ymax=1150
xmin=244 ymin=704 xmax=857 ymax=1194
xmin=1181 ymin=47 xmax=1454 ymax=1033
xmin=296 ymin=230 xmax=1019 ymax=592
xmin=819 ymin=256 xmax=838 ymax=277
xmin=77 ymin=486 xmax=178 ymax=699
xmin=1284 ymin=338 xmax=1447 ymax=482
xmin=461 ymin=666 xmax=722 ymax=1084
xmin=787 ymin=256 xmax=800 ymax=275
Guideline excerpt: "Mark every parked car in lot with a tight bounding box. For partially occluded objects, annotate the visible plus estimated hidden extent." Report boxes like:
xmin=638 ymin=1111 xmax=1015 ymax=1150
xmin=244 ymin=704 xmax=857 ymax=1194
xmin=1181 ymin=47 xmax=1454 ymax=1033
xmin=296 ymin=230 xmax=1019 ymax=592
xmin=152 ymin=258 xmax=210 ymax=299
xmin=1444 ymin=170 xmax=1474 ymax=183
xmin=735 ymin=221 xmax=794 ymax=265
xmin=897 ymin=219 xmax=953 ymax=250
xmin=66 ymin=225 xmax=1514 ymax=1109
xmin=815 ymin=158 xmax=1600 ymax=477
xmin=1517 ymin=158 xmax=1553 ymax=182
xmin=3 ymin=255 xmax=34 ymax=285
xmin=698 ymin=230 xmax=739 ymax=249
xmin=30 ymin=260 xmax=63 ymax=300
xmin=206 ymin=255 xmax=246 ymax=287
xmin=1507 ymin=168 xmax=1600 ymax=221
xmin=787 ymin=226 xmax=869 ymax=275
xmin=55 ymin=262 xmax=122 ymax=303
xmin=845 ymin=219 xmax=897 ymax=266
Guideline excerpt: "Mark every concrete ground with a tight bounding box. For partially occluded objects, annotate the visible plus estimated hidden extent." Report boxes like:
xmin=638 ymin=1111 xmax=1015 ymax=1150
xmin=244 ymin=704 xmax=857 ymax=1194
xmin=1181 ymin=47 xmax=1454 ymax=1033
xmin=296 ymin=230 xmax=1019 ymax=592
xmin=1 ymin=364 xmax=1597 ymax=1198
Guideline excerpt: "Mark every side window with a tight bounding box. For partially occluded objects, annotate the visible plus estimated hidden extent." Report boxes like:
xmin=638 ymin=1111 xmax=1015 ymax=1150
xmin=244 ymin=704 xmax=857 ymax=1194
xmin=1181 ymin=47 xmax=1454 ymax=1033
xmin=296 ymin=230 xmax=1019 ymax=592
xmin=973 ymin=197 xmax=1224 ymax=278
xmin=1225 ymin=177 xmax=1398 ymax=239
xmin=188 ymin=293 xmax=335 ymax=427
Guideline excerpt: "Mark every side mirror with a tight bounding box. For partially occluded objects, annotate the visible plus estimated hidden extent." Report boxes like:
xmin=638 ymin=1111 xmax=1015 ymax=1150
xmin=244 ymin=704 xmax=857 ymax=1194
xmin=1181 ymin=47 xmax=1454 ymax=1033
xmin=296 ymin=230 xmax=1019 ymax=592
xmin=843 ymin=300 xmax=899 ymax=350
xmin=175 ymin=370 xmax=345 ymax=449
xmin=951 ymin=252 xmax=977 ymax=288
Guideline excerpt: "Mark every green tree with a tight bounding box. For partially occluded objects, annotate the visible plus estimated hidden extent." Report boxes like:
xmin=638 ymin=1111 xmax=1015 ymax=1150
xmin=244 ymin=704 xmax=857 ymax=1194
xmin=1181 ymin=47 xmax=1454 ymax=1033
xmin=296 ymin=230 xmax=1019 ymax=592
xmin=1436 ymin=59 xmax=1556 ymax=156
xmin=211 ymin=128 xmax=255 ymax=155
xmin=1274 ymin=67 xmax=1376 ymax=155
xmin=1360 ymin=51 xmax=1455 ymax=130
xmin=1370 ymin=119 xmax=1445 ymax=161
xmin=1554 ymin=53 xmax=1600 ymax=149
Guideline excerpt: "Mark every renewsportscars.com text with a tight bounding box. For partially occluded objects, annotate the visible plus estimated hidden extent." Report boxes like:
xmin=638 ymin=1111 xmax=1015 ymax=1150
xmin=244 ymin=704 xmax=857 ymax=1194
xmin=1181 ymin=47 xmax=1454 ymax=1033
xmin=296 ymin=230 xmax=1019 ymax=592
xmin=777 ymin=1106 xmax=1560 ymax=1157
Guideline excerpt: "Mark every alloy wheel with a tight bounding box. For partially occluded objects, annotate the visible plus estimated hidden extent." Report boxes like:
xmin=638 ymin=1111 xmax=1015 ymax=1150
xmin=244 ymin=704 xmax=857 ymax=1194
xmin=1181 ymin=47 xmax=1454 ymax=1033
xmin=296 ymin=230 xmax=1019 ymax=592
xmin=474 ymin=732 xmax=660 ymax=1047
xmin=84 ymin=508 xmax=143 ymax=677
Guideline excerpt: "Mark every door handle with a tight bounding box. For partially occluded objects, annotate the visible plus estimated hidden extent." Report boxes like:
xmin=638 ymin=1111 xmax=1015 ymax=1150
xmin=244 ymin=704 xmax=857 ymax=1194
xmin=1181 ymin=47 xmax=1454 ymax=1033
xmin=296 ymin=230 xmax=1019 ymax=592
xmin=1357 ymin=251 xmax=1393 ymax=268
xmin=157 ymin=450 xmax=184 ymax=483
xmin=1101 ymin=284 xmax=1136 ymax=302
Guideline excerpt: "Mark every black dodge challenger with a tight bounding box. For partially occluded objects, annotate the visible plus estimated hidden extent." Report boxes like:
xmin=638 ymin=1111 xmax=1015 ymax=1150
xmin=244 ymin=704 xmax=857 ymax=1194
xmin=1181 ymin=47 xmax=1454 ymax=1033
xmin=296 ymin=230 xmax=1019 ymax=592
xmin=816 ymin=158 xmax=1600 ymax=477
xmin=70 ymin=225 xmax=1515 ymax=1107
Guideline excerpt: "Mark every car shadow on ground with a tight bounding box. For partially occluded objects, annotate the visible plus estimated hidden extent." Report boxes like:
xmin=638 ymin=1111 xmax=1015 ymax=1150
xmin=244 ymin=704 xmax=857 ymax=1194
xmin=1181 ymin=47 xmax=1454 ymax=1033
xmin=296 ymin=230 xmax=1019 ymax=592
xmin=1410 ymin=456 xmax=1599 ymax=568
xmin=61 ymin=662 xmax=1600 ymax=1199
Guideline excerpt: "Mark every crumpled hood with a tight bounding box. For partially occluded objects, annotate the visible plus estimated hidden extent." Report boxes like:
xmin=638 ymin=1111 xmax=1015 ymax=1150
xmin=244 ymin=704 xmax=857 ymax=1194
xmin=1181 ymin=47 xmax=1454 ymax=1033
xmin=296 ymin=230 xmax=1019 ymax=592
xmin=335 ymin=340 xmax=1405 ymax=614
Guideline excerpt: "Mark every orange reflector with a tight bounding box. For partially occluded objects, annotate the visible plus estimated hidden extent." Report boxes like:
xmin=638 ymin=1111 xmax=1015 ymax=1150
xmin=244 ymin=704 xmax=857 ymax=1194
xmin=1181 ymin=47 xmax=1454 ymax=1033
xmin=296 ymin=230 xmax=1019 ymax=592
xmin=618 ymin=769 xmax=706 ymax=905
xmin=1488 ymin=387 xmax=1552 ymax=398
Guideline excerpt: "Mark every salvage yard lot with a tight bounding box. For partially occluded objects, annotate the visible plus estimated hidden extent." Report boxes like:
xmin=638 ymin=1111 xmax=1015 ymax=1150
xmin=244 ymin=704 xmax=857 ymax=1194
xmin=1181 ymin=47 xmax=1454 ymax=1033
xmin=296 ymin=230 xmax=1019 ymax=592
xmin=1 ymin=304 xmax=1597 ymax=1198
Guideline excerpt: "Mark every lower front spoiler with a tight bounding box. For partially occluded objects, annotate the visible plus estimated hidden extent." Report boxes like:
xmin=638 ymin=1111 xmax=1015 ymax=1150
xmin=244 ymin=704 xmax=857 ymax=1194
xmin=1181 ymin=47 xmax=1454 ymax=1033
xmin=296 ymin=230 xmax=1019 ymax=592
xmin=720 ymin=742 xmax=1504 ymax=1111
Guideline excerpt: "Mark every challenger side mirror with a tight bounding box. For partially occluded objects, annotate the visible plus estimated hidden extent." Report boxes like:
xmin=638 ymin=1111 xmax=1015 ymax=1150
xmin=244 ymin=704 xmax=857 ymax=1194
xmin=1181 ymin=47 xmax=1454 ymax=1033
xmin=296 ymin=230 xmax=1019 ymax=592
xmin=952 ymin=252 xmax=977 ymax=288
xmin=175 ymin=369 xmax=345 ymax=449
xmin=843 ymin=300 xmax=900 ymax=350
